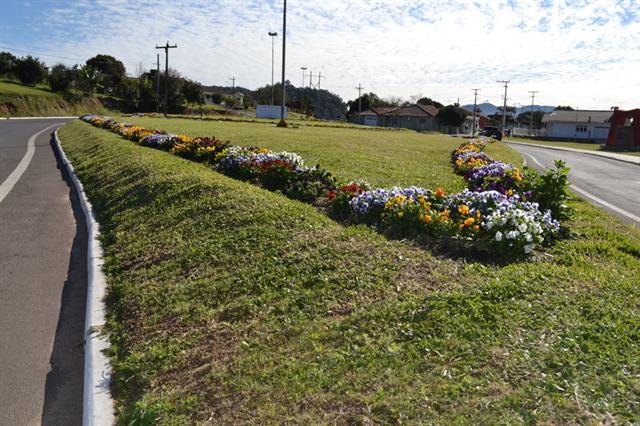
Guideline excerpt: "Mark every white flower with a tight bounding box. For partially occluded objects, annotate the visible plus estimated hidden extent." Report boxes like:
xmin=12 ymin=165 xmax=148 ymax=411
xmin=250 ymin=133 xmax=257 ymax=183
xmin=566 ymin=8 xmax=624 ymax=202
xmin=524 ymin=244 xmax=534 ymax=254
xmin=495 ymin=231 xmax=503 ymax=241
xmin=525 ymin=233 xmax=533 ymax=242
xmin=518 ymin=223 xmax=527 ymax=233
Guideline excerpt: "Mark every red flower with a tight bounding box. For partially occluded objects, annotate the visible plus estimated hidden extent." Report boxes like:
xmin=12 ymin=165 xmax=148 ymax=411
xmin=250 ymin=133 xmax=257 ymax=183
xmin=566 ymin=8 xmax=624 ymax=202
xmin=327 ymin=190 xmax=337 ymax=200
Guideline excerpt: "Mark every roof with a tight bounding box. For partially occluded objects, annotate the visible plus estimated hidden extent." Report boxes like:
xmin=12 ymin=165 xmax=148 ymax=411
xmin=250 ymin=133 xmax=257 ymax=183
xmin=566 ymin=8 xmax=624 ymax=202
xmin=353 ymin=106 xmax=398 ymax=116
xmin=542 ymin=110 xmax=613 ymax=124
xmin=384 ymin=104 xmax=439 ymax=117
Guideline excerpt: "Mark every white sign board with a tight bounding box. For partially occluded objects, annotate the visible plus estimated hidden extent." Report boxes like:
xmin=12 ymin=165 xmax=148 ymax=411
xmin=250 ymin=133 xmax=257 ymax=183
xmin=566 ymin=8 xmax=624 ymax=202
xmin=256 ymin=104 xmax=288 ymax=119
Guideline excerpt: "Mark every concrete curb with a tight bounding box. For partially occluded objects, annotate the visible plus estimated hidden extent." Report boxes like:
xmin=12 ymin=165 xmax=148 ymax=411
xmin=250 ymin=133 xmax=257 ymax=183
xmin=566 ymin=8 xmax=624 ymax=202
xmin=53 ymin=130 xmax=115 ymax=426
xmin=3 ymin=116 xmax=78 ymax=120
xmin=505 ymin=140 xmax=640 ymax=166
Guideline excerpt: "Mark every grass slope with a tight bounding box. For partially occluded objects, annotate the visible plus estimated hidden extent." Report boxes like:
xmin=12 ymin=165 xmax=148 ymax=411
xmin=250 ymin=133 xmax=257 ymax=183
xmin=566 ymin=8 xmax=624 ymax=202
xmin=0 ymin=79 xmax=111 ymax=117
xmin=117 ymin=116 xmax=522 ymax=191
xmin=60 ymin=120 xmax=640 ymax=424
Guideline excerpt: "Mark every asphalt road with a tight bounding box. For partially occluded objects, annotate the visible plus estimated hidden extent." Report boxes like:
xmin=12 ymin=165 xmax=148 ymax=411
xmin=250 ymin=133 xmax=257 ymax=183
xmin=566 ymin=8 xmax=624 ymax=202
xmin=506 ymin=142 xmax=640 ymax=226
xmin=0 ymin=118 xmax=85 ymax=425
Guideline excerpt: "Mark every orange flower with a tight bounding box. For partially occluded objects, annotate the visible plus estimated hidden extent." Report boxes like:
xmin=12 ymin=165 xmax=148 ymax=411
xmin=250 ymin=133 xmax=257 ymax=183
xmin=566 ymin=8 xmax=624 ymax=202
xmin=464 ymin=217 xmax=475 ymax=226
xmin=473 ymin=225 xmax=480 ymax=231
xmin=435 ymin=187 xmax=446 ymax=197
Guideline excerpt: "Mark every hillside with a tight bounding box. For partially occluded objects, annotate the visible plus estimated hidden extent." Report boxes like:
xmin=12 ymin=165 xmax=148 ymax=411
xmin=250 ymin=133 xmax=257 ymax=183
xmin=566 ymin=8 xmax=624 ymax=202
xmin=0 ymin=79 xmax=110 ymax=117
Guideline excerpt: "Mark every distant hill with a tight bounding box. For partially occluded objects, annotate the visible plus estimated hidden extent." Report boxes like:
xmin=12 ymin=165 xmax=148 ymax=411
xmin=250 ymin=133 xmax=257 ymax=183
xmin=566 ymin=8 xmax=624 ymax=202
xmin=462 ymin=102 xmax=556 ymax=116
xmin=201 ymin=85 xmax=253 ymax=96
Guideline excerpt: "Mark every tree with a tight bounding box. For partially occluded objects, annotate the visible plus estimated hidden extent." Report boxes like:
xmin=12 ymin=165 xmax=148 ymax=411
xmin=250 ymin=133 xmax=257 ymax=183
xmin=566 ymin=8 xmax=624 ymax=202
xmin=76 ymin=64 xmax=101 ymax=95
xmin=516 ymin=110 xmax=546 ymax=128
xmin=437 ymin=105 xmax=467 ymax=128
xmin=554 ymin=105 xmax=574 ymax=111
xmin=86 ymin=54 xmax=126 ymax=94
xmin=346 ymin=92 xmax=389 ymax=115
xmin=417 ymin=97 xmax=443 ymax=108
xmin=14 ymin=56 xmax=48 ymax=85
xmin=181 ymin=79 xmax=204 ymax=106
xmin=0 ymin=51 xmax=17 ymax=77
xmin=47 ymin=63 xmax=76 ymax=92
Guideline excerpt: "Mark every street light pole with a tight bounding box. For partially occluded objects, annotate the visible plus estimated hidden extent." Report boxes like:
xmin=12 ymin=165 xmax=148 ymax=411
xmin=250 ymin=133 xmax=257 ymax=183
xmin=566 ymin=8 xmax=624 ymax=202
xmin=277 ymin=0 xmax=287 ymax=127
xmin=268 ymin=32 xmax=278 ymax=105
xmin=471 ymin=88 xmax=480 ymax=136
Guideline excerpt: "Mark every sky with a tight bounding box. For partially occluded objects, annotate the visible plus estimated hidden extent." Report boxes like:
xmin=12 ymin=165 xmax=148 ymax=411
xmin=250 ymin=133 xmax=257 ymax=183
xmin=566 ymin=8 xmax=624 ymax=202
xmin=1 ymin=0 xmax=639 ymax=109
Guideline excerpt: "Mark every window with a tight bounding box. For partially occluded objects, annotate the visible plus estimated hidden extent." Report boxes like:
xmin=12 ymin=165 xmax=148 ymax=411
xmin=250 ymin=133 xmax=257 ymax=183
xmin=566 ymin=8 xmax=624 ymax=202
xmin=576 ymin=125 xmax=587 ymax=132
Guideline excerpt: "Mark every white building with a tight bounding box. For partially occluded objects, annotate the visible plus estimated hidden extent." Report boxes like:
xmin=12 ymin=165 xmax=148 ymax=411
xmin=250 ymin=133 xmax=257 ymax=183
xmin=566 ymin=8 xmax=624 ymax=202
xmin=542 ymin=110 xmax=612 ymax=142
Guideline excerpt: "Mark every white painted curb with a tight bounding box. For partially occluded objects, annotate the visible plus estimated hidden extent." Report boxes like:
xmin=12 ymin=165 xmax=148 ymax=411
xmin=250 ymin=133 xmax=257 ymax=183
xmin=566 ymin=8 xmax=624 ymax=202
xmin=3 ymin=116 xmax=78 ymax=120
xmin=53 ymin=129 xmax=115 ymax=426
xmin=505 ymin=140 xmax=640 ymax=166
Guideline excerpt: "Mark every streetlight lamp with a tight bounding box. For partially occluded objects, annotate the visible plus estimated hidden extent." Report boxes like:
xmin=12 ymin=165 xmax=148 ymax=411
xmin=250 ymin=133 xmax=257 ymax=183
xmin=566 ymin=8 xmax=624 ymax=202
xmin=268 ymin=31 xmax=278 ymax=105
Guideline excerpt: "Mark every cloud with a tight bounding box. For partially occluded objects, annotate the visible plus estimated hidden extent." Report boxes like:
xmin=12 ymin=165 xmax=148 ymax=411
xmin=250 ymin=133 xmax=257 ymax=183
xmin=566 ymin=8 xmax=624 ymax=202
xmin=3 ymin=0 xmax=640 ymax=109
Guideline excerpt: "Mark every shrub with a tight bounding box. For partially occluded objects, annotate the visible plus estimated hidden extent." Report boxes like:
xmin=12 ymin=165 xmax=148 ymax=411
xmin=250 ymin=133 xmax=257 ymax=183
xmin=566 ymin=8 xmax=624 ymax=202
xmin=15 ymin=56 xmax=48 ymax=85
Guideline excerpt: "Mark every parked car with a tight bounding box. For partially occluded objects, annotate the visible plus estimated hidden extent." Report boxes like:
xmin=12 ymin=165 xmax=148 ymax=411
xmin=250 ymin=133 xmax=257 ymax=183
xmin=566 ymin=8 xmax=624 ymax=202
xmin=481 ymin=126 xmax=503 ymax=140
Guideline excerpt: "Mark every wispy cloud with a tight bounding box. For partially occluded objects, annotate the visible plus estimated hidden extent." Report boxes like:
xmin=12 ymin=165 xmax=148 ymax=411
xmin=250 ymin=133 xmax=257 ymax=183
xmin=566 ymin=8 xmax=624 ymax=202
xmin=2 ymin=0 xmax=639 ymax=108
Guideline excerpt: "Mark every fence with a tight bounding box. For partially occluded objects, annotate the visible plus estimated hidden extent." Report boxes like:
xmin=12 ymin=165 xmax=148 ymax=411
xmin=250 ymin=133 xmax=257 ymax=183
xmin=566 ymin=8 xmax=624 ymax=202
xmin=513 ymin=127 xmax=543 ymax=137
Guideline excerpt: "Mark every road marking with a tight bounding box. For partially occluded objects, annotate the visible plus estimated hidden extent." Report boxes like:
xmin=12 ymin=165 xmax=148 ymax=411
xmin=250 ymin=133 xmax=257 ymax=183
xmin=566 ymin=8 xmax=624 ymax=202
xmin=523 ymin=150 xmax=640 ymax=224
xmin=0 ymin=123 xmax=60 ymax=204
xmin=570 ymin=185 xmax=640 ymax=224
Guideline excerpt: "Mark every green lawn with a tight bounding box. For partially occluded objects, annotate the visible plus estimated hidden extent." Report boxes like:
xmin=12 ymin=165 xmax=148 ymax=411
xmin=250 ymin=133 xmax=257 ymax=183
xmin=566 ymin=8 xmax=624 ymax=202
xmin=117 ymin=116 xmax=522 ymax=191
xmin=507 ymin=136 xmax=640 ymax=157
xmin=59 ymin=120 xmax=640 ymax=424
xmin=0 ymin=78 xmax=57 ymax=97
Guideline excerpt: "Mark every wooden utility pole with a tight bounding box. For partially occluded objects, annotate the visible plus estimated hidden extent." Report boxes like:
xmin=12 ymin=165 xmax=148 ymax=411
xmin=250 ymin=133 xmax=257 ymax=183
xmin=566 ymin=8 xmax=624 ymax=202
xmin=155 ymin=41 xmax=177 ymax=116
xmin=356 ymin=83 xmax=364 ymax=113
xmin=471 ymin=88 xmax=480 ymax=136
xmin=529 ymin=90 xmax=539 ymax=137
xmin=497 ymin=80 xmax=510 ymax=130
xmin=155 ymin=54 xmax=160 ymax=112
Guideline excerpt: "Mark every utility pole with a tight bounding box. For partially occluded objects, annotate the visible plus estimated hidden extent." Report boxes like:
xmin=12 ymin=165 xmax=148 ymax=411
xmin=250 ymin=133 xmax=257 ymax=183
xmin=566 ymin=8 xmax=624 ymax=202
xmin=356 ymin=83 xmax=364 ymax=113
xmin=268 ymin=32 xmax=278 ymax=105
xmin=155 ymin=54 xmax=160 ymax=112
xmin=301 ymin=67 xmax=307 ymax=88
xmin=308 ymin=71 xmax=315 ymax=88
xmin=229 ymin=77 xmax=235 ymax=108
xmin=497 ymin=80 xmax=510 ymax=130
xmin=156 ymin=41 xmax=177 ymax=116
xmin=529 ymin=90 xmax=539 ymax=137
xmin=317 ymin=72 xmax=326 ymax=89
xmin=278 ymin=0 xmax=287 ymax=126
xmin=471 ymin=88 xmax=480 ymax=136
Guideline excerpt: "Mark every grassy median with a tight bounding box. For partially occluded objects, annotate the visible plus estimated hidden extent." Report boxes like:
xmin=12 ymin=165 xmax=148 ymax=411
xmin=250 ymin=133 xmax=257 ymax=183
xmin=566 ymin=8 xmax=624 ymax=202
xmin=59 ymin=120 xmax=640 ymax=424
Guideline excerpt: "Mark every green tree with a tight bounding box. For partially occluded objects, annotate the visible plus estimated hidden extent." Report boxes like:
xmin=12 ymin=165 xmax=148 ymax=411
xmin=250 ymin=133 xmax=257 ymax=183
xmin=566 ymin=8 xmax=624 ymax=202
xmin=14 ymin=56 xmax=48 ymax=85
xmin=86 ymin=54 xmax=126 ymax=94
xmin=347 ymin=92 xmax=389 ymax=115
xmin=554 ymin=105 xmax=574 ymax=111
xmin=181 ymin=79 xmax=204 ymax=106
xmin=76 ymin=64 xmax=101 ymax=95
xmin=0 ymin=51 xmax=17 ymax=77
xmin=417 ymin=97 xmax=443 ymax=108
xmin=516 ymin=110 xmax=546 ymax=128
xmin=437 ymin=104 xmax=467 ymax=128
xmin=47 ymin=63 xmax=76 ymax=92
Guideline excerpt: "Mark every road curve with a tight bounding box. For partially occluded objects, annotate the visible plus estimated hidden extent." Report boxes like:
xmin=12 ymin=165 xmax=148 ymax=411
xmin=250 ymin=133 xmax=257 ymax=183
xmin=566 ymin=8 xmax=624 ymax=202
xmin=506 ymin=142 xmax=640 ymax=226
xmin=0 ymin=118 xmax=85 ymax=425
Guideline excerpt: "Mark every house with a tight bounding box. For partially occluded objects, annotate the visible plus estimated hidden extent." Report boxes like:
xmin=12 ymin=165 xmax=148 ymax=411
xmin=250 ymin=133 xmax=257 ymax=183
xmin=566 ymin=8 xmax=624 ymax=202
xmin=459 ymin=108 xmax=488 ymax=135
xmin=542 ymin=110 xmax=612 ymax=142
xmin=380 ymin=104 xmax=440 ymax=131
xmin=351 ymin=106 xmax=399 ymax=126
xmin=607 ymin=109 xmax=640 ymax=149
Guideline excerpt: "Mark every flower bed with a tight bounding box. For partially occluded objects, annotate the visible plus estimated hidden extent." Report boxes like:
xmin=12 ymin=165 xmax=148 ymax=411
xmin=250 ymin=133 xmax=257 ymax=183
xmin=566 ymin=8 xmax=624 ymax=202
xmin=80 ymin=115 xmax=568 ymax=256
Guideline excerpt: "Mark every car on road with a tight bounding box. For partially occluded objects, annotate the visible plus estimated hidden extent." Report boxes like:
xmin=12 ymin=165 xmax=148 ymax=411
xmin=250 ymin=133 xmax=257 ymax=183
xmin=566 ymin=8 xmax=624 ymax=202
xmin=481 ymin=126 xmax=503 ymax=140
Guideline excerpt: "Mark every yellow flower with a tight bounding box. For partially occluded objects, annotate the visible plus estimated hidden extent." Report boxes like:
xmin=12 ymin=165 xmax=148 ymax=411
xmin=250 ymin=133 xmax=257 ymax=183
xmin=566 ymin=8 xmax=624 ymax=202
xmin=473 ymin=225 xmax=480 ymax=231
xmin=458 ymin=204 xmax=470 ymax=215
xmin=464 ymin=217 xmax=475 ymax=226
xmin=421 ymin=214 xmax=432 ymax=223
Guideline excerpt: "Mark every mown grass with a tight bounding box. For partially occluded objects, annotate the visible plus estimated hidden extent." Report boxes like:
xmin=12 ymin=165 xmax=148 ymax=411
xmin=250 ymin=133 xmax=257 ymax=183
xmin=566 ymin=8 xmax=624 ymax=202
xmin=59 ymin=120 xmax=640 ymax=424
xmin=117 ymin=116 xmax=522 ymax=191
xmin=507 ymin=136 xmax=640 ymax=157
xmin=0 ymin=78 xmax=112 ymax=117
